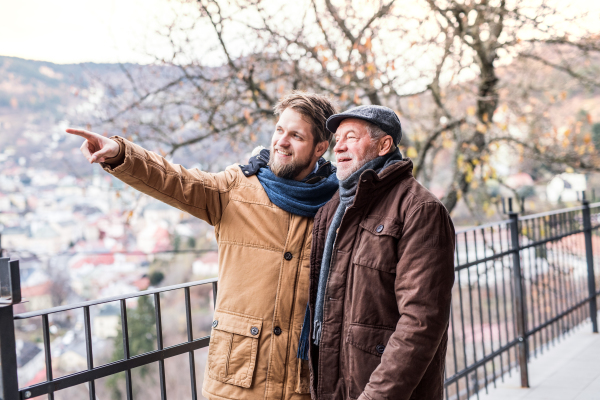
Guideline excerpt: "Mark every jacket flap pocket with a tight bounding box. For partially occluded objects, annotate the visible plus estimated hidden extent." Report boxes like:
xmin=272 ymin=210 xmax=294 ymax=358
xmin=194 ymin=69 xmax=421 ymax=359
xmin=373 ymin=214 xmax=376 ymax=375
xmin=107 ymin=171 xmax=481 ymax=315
xmin=346 ymin=324 xmax=394 ymax=357
xmin=212 ymin=310 xmax=263 ymax=337
xmin=359 ymin=216 xmax=402 ymax=238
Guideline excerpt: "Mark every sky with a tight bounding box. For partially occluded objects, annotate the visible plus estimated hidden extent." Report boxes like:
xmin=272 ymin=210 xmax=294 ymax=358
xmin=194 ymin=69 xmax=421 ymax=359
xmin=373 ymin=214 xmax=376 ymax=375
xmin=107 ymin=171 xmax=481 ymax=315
xmin=1 ymin=0 xmax=599 ymax=65
xmin=0 ymin=0 xmax=191 ymax=64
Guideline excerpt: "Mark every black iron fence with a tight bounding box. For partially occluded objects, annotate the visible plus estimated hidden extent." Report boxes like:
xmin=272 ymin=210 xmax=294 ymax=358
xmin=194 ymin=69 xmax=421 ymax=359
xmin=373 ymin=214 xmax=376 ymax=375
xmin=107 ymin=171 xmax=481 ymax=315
xmin=1 ymin=198 xmax=599 ymax=400
xmin=444 ymin=196 xmax=600 ymax=400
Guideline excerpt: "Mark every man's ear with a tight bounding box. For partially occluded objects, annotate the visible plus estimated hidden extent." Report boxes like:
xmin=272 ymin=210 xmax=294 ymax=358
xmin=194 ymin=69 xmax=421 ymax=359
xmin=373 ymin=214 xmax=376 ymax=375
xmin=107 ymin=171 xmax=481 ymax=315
xmin=315 ymin=140 xmax=329 ymax=158
xmin=378 ymin=136 xmax=393 ymax=156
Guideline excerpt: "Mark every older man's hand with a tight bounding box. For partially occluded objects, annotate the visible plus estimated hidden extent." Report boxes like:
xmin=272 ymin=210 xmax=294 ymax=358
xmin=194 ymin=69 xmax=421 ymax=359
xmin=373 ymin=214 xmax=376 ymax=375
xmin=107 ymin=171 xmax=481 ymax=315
xmin=66 ymin=128 xmax=120 ymax=163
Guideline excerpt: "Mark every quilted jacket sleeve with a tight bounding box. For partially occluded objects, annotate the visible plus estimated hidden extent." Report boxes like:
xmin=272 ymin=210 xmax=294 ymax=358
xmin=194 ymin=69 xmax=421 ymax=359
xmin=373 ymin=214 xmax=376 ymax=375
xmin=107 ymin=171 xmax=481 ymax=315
xmin=359 ymin=201 xmax=455 ymax=400
xmin=100 ymin=136 xmax=236 ymax=226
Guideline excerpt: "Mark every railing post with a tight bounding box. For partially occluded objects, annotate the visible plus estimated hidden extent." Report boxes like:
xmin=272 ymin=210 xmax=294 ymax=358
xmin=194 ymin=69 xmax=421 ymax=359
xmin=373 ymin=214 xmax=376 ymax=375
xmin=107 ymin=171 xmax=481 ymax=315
xmin=582 ymin=192 xmax=598 ymax=333
xmin=0 ymin=257 xmax=20 ymax=400
xmin=509 ymin=208 xmax=530 ymax=388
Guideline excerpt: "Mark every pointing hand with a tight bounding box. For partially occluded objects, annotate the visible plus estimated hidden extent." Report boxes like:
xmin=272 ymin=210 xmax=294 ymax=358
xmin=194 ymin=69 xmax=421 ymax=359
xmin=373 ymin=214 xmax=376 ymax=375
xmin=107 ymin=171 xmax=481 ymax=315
xmin=66 ymin=128 xmax=120 ymax=163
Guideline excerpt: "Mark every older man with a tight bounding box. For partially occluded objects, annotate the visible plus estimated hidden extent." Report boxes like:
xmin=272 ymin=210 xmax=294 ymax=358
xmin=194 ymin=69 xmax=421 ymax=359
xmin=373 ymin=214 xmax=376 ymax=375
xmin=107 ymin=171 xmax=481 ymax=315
xmin=67 ymin=92 xmax=339 ymax=400
xmin=306 ymin=106 xmax=455 ymax=400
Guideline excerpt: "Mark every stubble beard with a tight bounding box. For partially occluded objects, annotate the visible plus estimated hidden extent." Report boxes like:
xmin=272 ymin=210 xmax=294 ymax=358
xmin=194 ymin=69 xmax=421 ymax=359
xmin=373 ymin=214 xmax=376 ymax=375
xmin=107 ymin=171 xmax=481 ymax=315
xmin=269 ymin=146 xmax=314 ymax=180
xmin=335 ymin=147 xmax=380 ymax=181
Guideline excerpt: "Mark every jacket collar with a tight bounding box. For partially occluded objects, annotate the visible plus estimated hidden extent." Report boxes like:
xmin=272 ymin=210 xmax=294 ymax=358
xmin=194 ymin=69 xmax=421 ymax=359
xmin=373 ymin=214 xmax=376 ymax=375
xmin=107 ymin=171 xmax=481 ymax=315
xmin=354 ymin=159 xmax=413 ymax=207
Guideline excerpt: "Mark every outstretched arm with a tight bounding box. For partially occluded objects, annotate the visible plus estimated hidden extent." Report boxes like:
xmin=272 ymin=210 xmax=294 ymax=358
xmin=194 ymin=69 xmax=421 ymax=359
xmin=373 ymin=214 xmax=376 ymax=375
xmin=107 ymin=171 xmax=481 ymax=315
xmin=66 ymin=129 xmax=236 ymax=226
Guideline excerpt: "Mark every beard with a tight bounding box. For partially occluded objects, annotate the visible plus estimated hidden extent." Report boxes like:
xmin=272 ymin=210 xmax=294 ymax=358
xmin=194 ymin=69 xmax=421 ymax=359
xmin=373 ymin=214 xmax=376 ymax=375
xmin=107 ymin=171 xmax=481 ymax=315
xmin=335 ymin=147 xmax=380 ymax=181
xmin=269 ymin=146 xmax=314 ymax=180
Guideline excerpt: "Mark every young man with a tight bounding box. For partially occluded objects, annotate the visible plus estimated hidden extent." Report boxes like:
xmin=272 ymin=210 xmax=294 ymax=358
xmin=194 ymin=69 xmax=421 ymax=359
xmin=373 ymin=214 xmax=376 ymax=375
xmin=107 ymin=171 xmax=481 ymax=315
xmin=307 ymin=106 xmax=455 ymax=400
xmin=67 ymin=92 xmax=338 ymax=400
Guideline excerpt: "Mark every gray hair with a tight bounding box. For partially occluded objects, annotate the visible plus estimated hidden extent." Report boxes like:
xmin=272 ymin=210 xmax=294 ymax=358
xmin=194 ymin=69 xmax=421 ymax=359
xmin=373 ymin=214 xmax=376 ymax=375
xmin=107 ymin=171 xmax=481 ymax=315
xmin=365 ymin=121 xmax=397 ymax=152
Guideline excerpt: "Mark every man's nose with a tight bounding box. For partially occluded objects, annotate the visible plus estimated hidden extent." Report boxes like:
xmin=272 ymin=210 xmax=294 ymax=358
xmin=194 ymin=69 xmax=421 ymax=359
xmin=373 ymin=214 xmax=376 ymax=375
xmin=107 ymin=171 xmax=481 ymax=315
xmin=333 ymin=138 xmax=346 ymax=153
xmin=278 ymin=133 xmax=291 ymax=147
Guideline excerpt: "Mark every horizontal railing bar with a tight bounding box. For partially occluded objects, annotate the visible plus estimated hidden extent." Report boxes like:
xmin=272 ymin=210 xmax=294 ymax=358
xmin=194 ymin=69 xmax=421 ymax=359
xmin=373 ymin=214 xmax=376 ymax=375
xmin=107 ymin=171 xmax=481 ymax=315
xmin=519 ymin=205 xmax=585 ymax=220
xmin=19 ymin=336 xmax=211 ymax=398
xmin=518 ymin=229 xmax=585 ymax=251
xmin=455 ymin=219 xmax=512 ymax=235
xmin=444 ymin=338 xmax=519 ymax=386
xmin=455 ymin=249 xmax=513 ymax=271
xmin=14 ymin=277 xmax=218 ymax=319
xmin=454 ymin=226 xmax=586 ymax=271
xmin=526 ymin=291 xmax=600 ymax=337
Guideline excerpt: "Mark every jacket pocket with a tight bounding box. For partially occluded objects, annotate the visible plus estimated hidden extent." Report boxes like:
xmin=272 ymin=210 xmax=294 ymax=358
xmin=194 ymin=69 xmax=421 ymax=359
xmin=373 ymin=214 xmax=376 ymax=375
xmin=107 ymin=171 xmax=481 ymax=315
xmin=346 ymin=323 xmax=394 ymax=399
xmin=353 ymin=215 xmax=402 ymax=273
xmin=208 ymin=310 xmax=262 ymax=388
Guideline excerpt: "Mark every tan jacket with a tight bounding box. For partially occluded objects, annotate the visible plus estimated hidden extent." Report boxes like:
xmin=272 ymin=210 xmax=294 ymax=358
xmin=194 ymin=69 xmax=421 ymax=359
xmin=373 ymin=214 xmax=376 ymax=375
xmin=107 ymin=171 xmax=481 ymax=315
xmin=102 ymin=137 xmax=313 ymax=400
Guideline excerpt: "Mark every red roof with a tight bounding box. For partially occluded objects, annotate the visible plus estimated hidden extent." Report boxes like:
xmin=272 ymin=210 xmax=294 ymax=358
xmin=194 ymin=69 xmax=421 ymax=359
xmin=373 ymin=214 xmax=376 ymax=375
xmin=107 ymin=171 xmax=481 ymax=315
xmin=70 ymin=254 xmax=115 ymax=269
xmin=21 ymin=282 xmax=51 ymax=297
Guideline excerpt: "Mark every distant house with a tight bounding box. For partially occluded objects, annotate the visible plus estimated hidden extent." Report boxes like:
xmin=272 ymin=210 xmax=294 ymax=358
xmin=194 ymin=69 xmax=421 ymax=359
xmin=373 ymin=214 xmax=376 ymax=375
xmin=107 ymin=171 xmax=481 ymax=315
xmin=193 ymin=251 xmax=219 ymax=277
xmin=21 ymin=280 xmax=52 ymax=311
xmin=137 ymin=221 xmax=171 ymax=253
xmin=0 ymin=191 xmax=11 ymax=211
xmin=94 ymin=304 xmax=120 ymax=339
xmin=547 ymin=173 xmax=586 ymax=204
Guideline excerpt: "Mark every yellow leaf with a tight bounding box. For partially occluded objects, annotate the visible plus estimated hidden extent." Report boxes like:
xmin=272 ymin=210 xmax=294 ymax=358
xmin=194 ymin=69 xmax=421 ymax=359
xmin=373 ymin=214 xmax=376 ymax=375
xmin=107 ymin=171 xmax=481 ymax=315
xmin=244 ymin=109 xmax=254 ymax=124
xmin=406 ymin=147 xmax=418 ymax=158
xmin=250 ymin=133 xmax=257 ymax=142
xmin=476 ymin=123 xmax=487 ymax=133
xmin=564 ymin=129 xmax=571 ymax=137
xmin=467 ymin=106 xmax=476 ymax=116
xmin=584 ymin=133 xmax=591 ymax=144
xmin=193 ymin=113 xmax=200 ymax=121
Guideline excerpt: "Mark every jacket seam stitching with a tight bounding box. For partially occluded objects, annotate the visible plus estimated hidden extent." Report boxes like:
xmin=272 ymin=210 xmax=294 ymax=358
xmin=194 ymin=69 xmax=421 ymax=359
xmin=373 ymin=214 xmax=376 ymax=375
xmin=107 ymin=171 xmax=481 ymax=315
xmin=115 ymin=170 xmax=218 ymax=218
xmin=218 ymin=240 xmax=282 ymax=253
xmin=405 ymin=201 xmax=442 ymax=220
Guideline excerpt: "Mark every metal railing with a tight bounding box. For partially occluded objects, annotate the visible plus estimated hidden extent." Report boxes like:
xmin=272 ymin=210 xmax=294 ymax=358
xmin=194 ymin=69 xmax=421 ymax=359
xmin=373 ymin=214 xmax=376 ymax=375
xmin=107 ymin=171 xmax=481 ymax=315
xmin=0 ymin=263 xmax=217 ymax=400
xmin=1 ymin=197 xmax=599 ymax=400
xmin=444 ymin=196 xmax=600 ymax=400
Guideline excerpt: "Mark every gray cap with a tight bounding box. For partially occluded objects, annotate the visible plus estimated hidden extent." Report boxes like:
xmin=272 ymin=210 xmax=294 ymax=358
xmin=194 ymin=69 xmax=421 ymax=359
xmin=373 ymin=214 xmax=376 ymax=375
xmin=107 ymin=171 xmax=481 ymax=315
xmin=326 ymin=105 xmax=402 ymax=144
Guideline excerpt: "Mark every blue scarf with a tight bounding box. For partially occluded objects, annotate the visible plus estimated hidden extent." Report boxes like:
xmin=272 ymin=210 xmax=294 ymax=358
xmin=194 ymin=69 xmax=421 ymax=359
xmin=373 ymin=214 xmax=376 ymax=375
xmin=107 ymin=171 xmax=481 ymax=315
xmin=256 ymin=167 xmax=339 ymax=217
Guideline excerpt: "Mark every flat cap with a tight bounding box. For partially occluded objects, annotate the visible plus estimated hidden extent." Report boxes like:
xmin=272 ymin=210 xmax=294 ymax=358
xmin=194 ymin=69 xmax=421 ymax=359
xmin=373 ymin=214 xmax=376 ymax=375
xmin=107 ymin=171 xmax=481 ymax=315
xmin=326 ymin=105 xmax=402 ymax=144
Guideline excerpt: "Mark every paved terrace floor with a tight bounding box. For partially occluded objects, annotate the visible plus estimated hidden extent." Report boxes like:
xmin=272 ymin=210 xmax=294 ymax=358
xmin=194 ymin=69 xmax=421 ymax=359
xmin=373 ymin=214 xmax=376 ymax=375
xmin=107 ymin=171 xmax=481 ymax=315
xmin=477 ymin=322 xmax=600 ymax=400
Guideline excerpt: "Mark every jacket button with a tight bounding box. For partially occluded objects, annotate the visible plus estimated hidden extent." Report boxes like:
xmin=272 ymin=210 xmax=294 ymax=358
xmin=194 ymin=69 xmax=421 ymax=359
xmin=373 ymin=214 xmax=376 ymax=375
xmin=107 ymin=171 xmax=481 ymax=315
xmin=376 ymin=344 xmax=385 ymax=354
xmin=212 ymin=320 xmax=218 ymax=328
xmin=376 ymin=224 xmax=384 ymax=233
xmin=284 ymin=252 xmax=293 ymax=261
xmin=250 ymin=327 xmax=259 ymax=336
xmin=273 ymin=326 xmax=282 ymax=336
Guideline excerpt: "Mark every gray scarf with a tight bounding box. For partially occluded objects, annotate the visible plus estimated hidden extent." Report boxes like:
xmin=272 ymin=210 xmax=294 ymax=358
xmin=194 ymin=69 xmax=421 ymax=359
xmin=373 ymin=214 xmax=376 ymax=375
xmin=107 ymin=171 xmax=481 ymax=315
xmin=312 ymin=149 xmax=402 ymax=345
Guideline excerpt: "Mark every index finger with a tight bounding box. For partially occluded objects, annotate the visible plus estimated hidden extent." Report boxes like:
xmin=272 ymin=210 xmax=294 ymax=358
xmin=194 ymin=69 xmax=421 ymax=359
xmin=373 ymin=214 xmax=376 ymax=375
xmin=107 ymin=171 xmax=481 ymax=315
xmin=66 ymin=128 xmax=96 ymax=139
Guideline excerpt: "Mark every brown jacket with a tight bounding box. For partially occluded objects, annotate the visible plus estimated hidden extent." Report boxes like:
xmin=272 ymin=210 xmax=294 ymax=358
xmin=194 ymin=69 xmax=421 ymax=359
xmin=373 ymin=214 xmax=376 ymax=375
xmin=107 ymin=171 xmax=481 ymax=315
xmin=308 ymin=159 xmax=455 ymax=400
xmin=101 ymin=137 xmax=320 ymax=400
